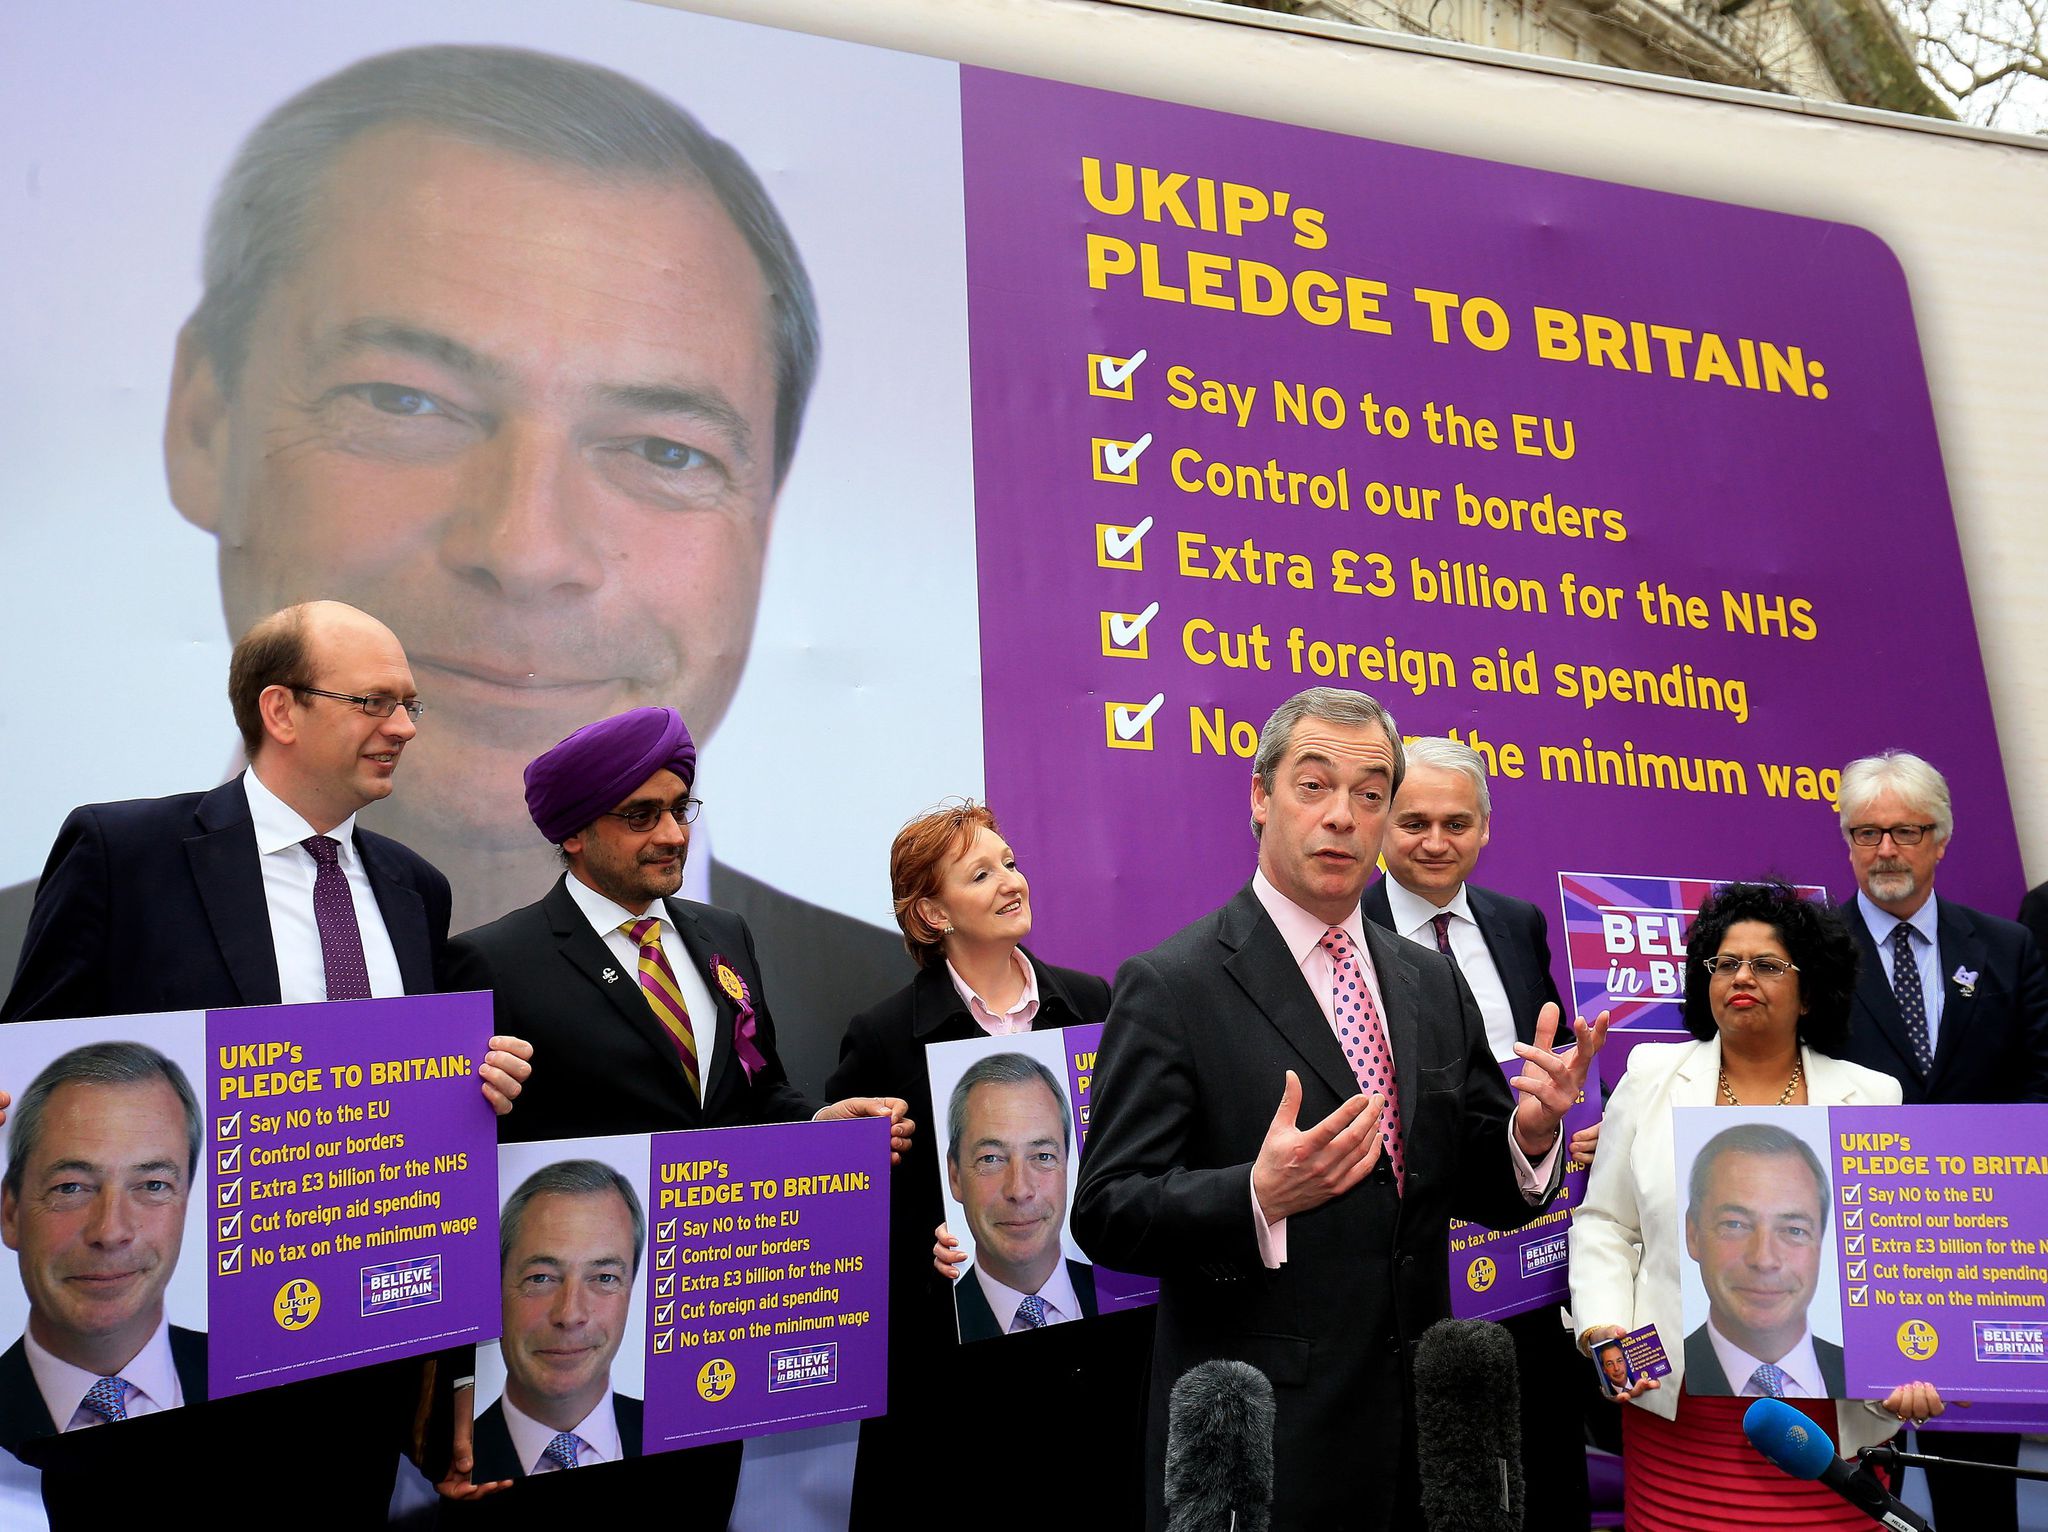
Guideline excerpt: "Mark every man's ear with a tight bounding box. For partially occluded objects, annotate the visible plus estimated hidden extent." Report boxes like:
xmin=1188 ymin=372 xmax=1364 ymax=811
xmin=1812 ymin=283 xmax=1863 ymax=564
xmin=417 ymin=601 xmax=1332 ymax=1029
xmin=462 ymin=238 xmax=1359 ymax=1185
xmin=1 ymin=1185 xmax=18 ymax=1253
xmin=165 ymin=322 xmax=229 ymax=534
xmin=256 ymin=683 xmax=300 ymax=750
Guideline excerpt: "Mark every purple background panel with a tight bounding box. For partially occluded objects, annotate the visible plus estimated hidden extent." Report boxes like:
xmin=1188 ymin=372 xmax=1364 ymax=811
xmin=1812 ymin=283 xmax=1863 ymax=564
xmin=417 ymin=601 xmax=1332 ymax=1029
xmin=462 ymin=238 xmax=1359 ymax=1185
xmin=1560 ymin=873 xmax=1827 ymax=1028
xmin=1064 ymin=1022 xmax=1159 ymax=1311
xmin=1831 ymin=1105 xmax=2048 ymax=1402
xmin=960 ymin=67 xmax=2017 ymax=987
xmin=1450 ymin=1062 xmax=1597 ymax=1319
xmin=205 ymin=993 xmax=498 ymax=1396
xmin=641 ymin=1118 xmax=889 ymax=1451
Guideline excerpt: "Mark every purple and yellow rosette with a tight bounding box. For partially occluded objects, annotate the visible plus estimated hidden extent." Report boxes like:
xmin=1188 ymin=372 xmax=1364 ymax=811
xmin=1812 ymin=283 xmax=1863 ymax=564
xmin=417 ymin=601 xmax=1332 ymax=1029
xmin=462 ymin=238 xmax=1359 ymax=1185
xmin=711 ymin=955 xmax=769 ymax=1080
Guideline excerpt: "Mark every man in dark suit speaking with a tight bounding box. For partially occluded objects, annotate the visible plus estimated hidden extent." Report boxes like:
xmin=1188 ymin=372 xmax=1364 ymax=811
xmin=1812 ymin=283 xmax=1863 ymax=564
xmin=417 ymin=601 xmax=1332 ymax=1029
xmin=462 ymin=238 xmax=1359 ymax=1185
xmin=1074 ymin=687 xmax=1604 ymax=1531
xmin=1681 ymin=1122 xmax=1845 ymax=1398
xmin=476 ymin=1161 xmax=647 ymax=1479
xmin=0 ymin=1043 xmax=206 ymax=1452
xmin=944 ymin=1053 xmax=1096 ymax=1341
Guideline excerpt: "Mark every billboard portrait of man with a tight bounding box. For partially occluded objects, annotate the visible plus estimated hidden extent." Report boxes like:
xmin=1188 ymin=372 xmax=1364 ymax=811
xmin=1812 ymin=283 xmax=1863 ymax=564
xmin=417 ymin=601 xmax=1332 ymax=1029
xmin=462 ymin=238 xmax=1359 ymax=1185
xmin=0 ymin=1042 xmax=206 ymax=1451
xmin=1681 ymin=1120 xmax=1844 ymax=1399
xmin=943 ymin=1050 xmax=1096 ymax=1342
xmin=1 ymin=4 xmax=977 ymax=1094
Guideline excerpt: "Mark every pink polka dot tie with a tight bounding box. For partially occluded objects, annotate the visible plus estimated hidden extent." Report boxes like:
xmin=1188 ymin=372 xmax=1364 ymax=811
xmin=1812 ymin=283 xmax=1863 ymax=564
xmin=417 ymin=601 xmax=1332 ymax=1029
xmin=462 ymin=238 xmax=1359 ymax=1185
xmin=1321 ymin=927 xmax=1405 ymax=1192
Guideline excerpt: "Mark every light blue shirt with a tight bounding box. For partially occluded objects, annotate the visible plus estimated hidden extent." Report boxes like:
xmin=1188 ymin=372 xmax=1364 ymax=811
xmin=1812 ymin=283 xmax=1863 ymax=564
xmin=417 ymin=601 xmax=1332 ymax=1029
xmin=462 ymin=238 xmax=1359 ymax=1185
xmin=1858 ymin=891 xmax=1946 ymax=1054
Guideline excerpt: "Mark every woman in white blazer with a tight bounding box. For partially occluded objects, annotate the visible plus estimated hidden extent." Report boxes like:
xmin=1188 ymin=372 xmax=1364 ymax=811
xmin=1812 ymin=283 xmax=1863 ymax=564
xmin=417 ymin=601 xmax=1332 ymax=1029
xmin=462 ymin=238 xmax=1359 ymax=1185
xmin=1569 ymin=882 xmax=1941 ymax=1530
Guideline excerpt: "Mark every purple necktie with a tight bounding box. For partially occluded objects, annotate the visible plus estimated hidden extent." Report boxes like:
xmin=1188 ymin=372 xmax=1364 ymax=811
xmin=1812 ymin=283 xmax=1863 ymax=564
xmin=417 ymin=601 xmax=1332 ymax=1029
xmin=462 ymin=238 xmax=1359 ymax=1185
xmin=1321 ymin=928 xmax=1406 ymax=1192
xmin=303 ymin=836 xmax=371 ymax=1001
xmin=1431 ymin=911 xmax=1456 ymax=958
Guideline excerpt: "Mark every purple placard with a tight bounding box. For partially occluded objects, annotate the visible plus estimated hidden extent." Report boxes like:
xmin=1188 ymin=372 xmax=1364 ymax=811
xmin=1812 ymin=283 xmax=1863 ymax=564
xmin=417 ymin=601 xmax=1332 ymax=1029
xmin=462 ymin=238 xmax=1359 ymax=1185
xmin=1064 ymin=1023 xmax=1160 ymax=1312
xmin=961 ymin=68 xmax=2019 ymax=983
xmin=206 ymin=993 xmax=498 ymax=1396
xmin=1449 ymin=1060 xmax=1598 ymax=1319
xmin=1560 ymin=873 xmax=1828 ymax=1027
xmin=641 ymin=1118 xmax=888 ymax=1450
xmin=1830 ymin=1105 xmax=2048 ymax=1402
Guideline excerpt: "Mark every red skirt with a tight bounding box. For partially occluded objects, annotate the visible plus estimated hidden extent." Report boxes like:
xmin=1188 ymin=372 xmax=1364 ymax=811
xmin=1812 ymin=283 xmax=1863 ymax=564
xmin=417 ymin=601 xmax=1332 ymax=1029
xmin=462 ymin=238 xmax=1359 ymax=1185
xmin=1621 ymin=1392 xmax=1892 ymax=1531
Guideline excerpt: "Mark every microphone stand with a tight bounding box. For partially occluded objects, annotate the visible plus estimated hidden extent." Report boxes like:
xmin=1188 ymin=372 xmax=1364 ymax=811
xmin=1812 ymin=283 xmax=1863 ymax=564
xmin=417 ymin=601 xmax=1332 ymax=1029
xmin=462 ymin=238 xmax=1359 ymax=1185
xmin=1859 ymin=1444 xmax=2048 ymax=1485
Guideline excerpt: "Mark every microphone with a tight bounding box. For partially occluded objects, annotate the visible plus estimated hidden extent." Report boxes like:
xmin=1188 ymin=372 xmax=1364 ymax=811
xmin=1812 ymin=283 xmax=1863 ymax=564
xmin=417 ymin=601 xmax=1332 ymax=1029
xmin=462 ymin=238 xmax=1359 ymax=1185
xmin=1414 ymin=1319 xmax=1522 ymax=1531
xmin=1742 ymin=1397 xmax=1932 ymax=1532
xmin=1164 ymin=1359 xmax=1275 ymax=1532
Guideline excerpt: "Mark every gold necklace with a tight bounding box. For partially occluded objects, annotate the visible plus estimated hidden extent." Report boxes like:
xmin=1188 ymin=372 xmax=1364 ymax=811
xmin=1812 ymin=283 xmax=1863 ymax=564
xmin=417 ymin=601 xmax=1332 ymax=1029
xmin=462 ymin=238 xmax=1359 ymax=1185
xmin=1719 ymin=1057 xmax=1803 ymax=1106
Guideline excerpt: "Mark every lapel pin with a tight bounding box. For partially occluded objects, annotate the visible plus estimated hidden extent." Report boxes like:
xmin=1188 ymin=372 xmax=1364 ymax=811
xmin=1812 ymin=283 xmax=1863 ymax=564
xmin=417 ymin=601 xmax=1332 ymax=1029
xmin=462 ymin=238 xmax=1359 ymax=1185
xmin=1952 ymin=965 xmax=1978 ymax=997
xmin=602 ymin=967 xmax=620 ymax=984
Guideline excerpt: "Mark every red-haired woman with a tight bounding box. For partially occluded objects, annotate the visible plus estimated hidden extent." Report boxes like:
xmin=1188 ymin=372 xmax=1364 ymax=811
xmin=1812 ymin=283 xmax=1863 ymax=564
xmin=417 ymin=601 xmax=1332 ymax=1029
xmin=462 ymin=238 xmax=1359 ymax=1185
xmin=827 ymin=801 xmax=1143 ymax=1528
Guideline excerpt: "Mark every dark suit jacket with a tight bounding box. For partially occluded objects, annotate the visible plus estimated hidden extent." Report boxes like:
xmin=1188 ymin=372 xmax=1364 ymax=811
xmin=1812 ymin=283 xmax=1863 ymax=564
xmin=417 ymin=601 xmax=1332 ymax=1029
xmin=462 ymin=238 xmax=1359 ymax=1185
xmin=1073 ymin=884 xmax=1559 ymax=1532
xmin=1682 ymin=1324 xmax=1846 ymax=1398
xmin=1842 ymin=898 xmax=2048 ymax=1105
xmin=952 ymin=1259 xmax=1099 ymax=1342
xmin=470 ymin=1393 xmax=643 ymax=1481
xmin=1362 ymin=878 xmax=1563 ymax=1046
xmin=443 ymin=877 xmax=816 ymax=1140
xmin=1 ymin=777 xmax=449 ymax=1022
xmin=0 ymin=1327 xmax=207 ymax=1456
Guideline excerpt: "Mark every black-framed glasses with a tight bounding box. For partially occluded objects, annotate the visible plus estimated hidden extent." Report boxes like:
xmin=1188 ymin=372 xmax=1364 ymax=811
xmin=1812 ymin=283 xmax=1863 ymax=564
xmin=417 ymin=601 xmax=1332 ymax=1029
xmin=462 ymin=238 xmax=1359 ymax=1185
xmin=295 ymin=686 xmax=426 ymax=722
xmin=1847 ymin=823 xmax=1936 ymax=847
xmin=601 ymin=799 xmax=703 ymax=833
xmin=1701 ymin=955 xmax=1800 ymax=979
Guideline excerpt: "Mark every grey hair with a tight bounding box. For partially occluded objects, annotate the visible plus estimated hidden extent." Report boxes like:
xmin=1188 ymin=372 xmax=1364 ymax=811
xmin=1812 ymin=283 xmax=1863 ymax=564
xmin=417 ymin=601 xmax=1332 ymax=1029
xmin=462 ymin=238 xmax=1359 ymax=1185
xmin=1685 ymin=1122 xmax=1829 ymax=1235
xmin=1398 ymin=736 xmax=1492 ymax=818
xmin=500 ymin=1159 xmax=647 ymax=1277
xmin=189 ymin=43 xmax=819 ymax=485
xmin=946 ymin=1053 xmax=1071 ymax=1165
xmin=1250 ymin=687 xmax=1405 ymax=836
xmin=1838 ymin=751 xmax=1953 ymax=844
xmin=4 ymin=1042 xmax=202 ymax=1199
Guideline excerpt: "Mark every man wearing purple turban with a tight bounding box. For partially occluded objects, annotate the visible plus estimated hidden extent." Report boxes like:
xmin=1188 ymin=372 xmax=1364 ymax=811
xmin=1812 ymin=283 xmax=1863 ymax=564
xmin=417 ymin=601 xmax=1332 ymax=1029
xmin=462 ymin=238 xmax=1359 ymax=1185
xmin=440 ymin=706 xmax=909 ymax=1515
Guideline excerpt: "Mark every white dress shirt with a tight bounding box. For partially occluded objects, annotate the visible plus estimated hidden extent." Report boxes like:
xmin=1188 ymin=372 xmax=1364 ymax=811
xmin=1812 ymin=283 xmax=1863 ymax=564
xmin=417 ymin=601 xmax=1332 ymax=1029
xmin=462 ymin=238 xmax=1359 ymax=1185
xmin=1382 ymin=879 xmax=1519 ymax=1062
xmin=500 ymin=1386 xmax=625 ymax=1472
xmin=243 ymin=766 xmax=404 ymax=1003
xmin=23 ymin=1312 xmax=183 ymax=1431
xmin=563 ymin=874 xmax=721 ymax=1098
xmin=1858 ymin=891 xmax=1947 ymax=1054
xmin=1248 ymin=870 xmax=1560 ymax=1266
xmin=1706 ymin=1317 xmax=1827 ymax=1399
xmin=970 ymin=1258 xmax=1087 ymax=1332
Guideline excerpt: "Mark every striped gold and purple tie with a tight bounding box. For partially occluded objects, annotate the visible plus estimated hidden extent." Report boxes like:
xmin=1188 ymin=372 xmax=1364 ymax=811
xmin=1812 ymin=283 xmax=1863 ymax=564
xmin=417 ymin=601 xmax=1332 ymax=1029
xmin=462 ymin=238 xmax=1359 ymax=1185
xmin=621 ymin=918 xmax=701 ymax=1097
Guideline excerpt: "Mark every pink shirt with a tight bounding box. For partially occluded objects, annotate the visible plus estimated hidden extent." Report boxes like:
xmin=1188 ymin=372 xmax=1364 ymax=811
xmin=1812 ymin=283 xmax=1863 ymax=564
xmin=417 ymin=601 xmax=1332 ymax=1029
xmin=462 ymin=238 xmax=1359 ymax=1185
xmin=1247 ymin=870 xmax=1559 ymax=1265
xmin=946 ymin=949 xmax=1041 ymax=1035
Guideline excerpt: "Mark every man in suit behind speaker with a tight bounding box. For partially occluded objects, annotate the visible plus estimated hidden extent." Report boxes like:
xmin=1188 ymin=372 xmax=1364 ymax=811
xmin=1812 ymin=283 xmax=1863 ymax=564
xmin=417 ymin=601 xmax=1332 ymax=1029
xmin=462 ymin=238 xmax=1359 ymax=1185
xmin=1362 ymin=735 xmax=1596 ymax=1529
xmin=1074 ymin=688 xmax=1605 ymax=1531
xmin=1836 ymin=749 xmax=2048 ymax=1531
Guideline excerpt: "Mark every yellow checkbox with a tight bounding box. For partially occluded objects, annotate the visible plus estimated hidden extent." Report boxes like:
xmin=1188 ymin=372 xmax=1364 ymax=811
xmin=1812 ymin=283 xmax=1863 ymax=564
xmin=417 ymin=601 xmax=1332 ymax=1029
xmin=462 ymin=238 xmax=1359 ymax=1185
xmin=1088 ymin=351 xmax=1144 ymax=400
xmin=1100 ymin=602 xmax=1159 ymax=660
xmin=1092 ymin=435 xmax=1149 ymax=485
xmin=218 ymin=1246 xmax=241 ymax=1275
xmin=1095 ymin=516 xmax=1152 ymax=571
xmin=1105 ymin=695 xmax=1164 ymax=751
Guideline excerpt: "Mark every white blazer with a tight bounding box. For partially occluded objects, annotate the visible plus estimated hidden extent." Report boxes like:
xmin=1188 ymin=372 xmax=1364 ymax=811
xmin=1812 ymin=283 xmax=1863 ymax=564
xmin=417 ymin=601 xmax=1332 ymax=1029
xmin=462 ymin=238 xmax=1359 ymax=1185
xmin=1568 ymin=1036 xmax=1906 ymax=1453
